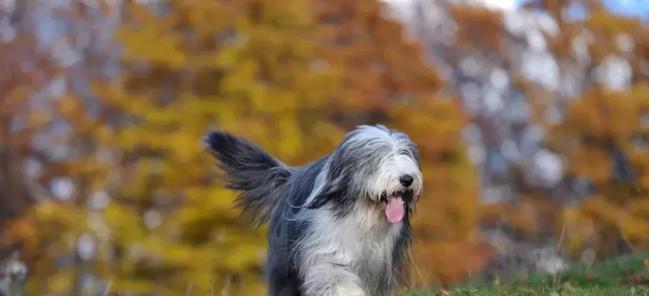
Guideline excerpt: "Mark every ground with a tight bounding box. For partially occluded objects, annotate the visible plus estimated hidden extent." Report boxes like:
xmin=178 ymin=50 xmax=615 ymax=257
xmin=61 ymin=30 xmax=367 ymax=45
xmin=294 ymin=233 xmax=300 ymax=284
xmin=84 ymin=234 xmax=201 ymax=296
xmin=406 ymin=251 xmax=649 ymax=296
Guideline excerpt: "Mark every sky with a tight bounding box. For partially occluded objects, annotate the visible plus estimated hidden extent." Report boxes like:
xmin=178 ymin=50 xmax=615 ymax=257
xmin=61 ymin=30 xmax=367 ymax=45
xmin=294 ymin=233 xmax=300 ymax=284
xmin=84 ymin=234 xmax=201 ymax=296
xmin=414 ymin=0 xmax=649 ymax=18
xmin=517 ymin=0 xmax=649 ymax=18
xmin=384 ymin=0 xmax=649 ymax=18
xmin=600 ymin=0 xmax=649 ymax=17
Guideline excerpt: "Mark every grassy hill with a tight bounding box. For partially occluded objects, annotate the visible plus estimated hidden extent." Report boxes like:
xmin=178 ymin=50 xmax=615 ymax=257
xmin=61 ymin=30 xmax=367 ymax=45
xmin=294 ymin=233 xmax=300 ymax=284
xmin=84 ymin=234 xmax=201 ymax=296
xmin=407 ymin=251 xmax=649 ymax=296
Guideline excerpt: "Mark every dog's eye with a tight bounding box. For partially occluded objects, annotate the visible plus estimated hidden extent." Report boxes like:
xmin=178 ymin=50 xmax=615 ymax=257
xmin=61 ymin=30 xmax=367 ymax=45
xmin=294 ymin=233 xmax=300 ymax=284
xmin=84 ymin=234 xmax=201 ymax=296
xmin=399 ymin=150 xmax=412 ymax=157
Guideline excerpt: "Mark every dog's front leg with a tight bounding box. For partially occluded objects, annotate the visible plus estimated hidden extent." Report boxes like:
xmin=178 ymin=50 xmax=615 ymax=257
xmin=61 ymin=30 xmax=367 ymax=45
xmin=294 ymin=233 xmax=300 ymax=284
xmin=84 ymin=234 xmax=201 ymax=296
xmin=301 ymin=264 xmax=366 ymax=296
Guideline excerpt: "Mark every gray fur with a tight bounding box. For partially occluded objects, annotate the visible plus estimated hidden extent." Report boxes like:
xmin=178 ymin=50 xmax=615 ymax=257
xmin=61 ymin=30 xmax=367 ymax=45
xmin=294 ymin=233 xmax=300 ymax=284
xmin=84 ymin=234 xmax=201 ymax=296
xmin=206 ymin=125 xmax=423 ymax=296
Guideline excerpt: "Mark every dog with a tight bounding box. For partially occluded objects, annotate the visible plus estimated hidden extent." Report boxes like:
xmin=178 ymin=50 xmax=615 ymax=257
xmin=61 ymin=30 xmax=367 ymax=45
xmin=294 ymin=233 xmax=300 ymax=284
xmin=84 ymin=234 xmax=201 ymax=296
xmin=206 ymin=125 xmax=423 ymax=296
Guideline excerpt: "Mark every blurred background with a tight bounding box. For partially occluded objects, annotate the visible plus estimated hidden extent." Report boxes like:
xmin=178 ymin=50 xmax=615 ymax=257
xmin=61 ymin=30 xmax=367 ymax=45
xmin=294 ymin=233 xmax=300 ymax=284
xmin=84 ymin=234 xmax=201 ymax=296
xmin=1 ymin=0 xmax=649 ymax=294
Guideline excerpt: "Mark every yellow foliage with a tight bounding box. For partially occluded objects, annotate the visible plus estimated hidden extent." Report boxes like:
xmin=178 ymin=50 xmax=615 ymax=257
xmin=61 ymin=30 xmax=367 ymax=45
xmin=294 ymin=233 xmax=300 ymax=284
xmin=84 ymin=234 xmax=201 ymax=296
xmin=7 ymin=0 xmax=480 ymax=294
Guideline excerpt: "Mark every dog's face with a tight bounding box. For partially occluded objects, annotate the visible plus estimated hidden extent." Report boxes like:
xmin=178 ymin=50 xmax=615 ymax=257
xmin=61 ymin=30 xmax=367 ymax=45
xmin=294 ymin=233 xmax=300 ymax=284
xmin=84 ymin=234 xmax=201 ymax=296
xmin=310 ymin=125 xmax=423 ymax=224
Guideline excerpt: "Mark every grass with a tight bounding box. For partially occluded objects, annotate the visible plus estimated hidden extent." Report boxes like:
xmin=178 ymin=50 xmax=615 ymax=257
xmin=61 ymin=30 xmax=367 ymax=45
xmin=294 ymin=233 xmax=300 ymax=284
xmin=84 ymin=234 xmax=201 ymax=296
xmin=406 ymin=251 xmax=649 ymax=295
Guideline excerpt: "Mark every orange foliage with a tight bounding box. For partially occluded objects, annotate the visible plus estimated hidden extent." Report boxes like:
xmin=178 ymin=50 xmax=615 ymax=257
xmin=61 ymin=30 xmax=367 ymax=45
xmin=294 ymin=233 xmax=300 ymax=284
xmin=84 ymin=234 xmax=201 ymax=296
xmin=4 ymin=0 xmax=481 ymax=294
xmin=550 ymin=86 xmax=649 ymax=256
xmin=451 ymin=5 xmax=504 ymax=53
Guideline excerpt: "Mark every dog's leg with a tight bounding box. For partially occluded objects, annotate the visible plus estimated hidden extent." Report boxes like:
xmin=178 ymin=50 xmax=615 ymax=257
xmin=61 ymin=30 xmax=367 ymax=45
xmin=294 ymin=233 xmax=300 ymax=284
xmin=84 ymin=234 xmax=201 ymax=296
xmin=301 ymin=263 xmax=366 ymax=296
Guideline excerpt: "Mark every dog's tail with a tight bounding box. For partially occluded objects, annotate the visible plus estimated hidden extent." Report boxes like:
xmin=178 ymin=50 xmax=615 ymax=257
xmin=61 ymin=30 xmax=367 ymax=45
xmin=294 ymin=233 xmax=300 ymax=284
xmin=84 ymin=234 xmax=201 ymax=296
xmin=205 ymin=131 xmax=292 ymax=225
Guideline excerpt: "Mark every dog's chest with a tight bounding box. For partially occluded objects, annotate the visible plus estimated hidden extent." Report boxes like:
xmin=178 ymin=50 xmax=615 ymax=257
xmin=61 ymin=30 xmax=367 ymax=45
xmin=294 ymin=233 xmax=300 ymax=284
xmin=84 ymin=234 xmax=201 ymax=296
xmin=341 ymin=205 xmax=401 ymax=267
xmin=302 ymin=205 xmax=402 ymax=292
xmin=347 ymin=224 xmax=400 ymax=291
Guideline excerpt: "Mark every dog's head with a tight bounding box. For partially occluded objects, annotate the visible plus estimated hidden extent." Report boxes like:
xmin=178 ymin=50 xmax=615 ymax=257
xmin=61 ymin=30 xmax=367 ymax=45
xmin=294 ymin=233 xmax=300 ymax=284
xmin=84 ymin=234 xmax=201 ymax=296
xmin=308 ymin=125 xmax=423 ymax=224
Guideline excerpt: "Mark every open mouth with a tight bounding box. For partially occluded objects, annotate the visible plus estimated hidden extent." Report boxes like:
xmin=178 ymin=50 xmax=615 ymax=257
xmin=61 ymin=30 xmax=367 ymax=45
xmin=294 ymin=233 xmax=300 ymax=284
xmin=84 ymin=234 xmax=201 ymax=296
xmin=379 ymin=189 xmax=413 ymax=224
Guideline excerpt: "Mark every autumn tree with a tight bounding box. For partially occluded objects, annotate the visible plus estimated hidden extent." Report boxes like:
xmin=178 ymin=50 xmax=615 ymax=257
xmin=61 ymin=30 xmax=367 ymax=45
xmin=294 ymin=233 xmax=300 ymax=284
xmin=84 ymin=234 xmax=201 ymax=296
xmin=549 ymin=86 xmax=649 ymax=257
xmin=7 ymin=0 xmax=481 ymax=294
xmin=522 ymin=0 xmax=649 ymax=259
xmin=392 ymin=0 xmax=649 ymax=280
xmin=0 ymin=0 xmax=68 ymax=260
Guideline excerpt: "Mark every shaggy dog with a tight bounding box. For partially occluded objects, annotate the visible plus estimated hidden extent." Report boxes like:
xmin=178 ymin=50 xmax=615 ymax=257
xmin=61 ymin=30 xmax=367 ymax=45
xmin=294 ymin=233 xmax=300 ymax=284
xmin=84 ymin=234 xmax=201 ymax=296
xmin=206 ymin=125 xmax=423 ymax=296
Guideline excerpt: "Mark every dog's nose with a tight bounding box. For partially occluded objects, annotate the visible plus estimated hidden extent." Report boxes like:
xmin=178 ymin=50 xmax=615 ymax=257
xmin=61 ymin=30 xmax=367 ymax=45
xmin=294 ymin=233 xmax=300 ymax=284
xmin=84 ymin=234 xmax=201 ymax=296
xmin=399 ymin=174 xmax=413 ymax=187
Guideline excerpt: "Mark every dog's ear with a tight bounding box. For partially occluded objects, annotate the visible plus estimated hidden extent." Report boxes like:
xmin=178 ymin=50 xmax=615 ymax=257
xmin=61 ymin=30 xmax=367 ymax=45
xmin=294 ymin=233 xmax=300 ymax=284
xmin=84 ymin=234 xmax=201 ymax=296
xmin=307 ymin=194 xmax=330 ymax=209
xmin=307 ymin=174 xmax=349 ymax=209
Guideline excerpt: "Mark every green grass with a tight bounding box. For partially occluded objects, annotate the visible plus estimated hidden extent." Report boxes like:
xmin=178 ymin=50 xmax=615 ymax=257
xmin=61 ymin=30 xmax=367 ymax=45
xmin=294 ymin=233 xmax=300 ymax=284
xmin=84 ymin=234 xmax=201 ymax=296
xmin=406 ymin=251 xmax=649 ymax=296
xmin=408 ymin=286 xmax=648 ymax=296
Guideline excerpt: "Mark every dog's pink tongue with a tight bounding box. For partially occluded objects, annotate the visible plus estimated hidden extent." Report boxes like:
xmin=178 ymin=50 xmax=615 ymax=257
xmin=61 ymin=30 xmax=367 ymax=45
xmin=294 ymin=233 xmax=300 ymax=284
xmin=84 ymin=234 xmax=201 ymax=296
xmin=385 ymin=197 xmax=404 ymax=224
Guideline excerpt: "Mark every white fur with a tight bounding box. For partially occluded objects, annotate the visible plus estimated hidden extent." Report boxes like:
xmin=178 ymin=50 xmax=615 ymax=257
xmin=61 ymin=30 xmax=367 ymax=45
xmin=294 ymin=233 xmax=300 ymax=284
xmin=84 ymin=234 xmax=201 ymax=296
xmin=298 ymin=202 xmax=403 ymax=296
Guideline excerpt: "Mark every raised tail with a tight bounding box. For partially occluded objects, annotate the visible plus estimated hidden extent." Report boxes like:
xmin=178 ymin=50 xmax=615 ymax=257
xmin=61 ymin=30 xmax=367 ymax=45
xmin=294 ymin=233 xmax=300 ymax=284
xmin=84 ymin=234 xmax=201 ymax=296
xmin=205 ymin=131 xmax=292 ymax=225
